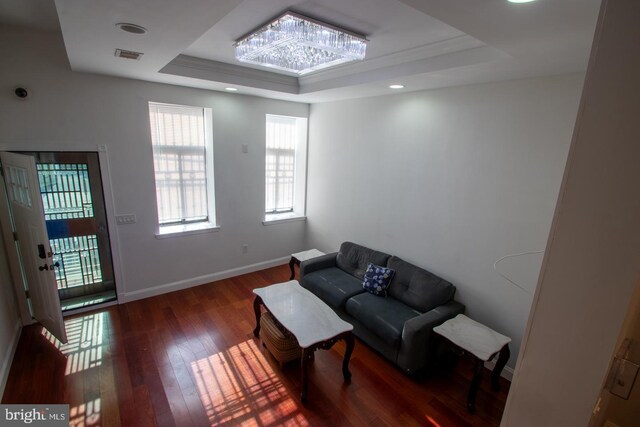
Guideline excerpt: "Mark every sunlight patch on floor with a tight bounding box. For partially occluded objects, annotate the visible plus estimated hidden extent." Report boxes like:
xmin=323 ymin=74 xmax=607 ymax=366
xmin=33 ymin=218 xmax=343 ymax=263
xmin=42 ymin=312 xmax=106 ymax=375
xmin=425 ymin=414 xmax=442 ymax=427
xmin=191 ymin=339 xmax=309 ymax=426
xmin=69 ymin=397 xmax=101 ymax=427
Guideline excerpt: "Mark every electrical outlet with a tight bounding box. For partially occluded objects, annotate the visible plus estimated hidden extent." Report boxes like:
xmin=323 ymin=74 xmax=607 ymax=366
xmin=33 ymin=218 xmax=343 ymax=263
xmin=242 ymin=244 xmax=248 ymax=254
xmin=116 ymin=214 xmax=136 ymax=225
xmin=242 ymin=144 xmax=249 ymax=153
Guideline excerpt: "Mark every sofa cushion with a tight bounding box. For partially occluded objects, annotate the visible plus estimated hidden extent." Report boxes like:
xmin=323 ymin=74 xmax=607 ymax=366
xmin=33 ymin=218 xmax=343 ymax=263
xmin=362 ymin=263 xmax=395 ymax=296
xmin=387 ymin=256 xmax=456 ymax=313
xmin=336 ymin=242 xmax=391 ymax=280
xmin=302 ymin=267 xmax=365 ymax=309
xmin=345 ymin=293 xmax=421 ymax=347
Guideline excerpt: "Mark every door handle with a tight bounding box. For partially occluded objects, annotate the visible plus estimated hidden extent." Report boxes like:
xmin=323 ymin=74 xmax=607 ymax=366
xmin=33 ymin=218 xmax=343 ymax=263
xmin=38 ymin=261 xmax=60 ymax=271
xmin=38 ymin=244 xmax=46 ymax=259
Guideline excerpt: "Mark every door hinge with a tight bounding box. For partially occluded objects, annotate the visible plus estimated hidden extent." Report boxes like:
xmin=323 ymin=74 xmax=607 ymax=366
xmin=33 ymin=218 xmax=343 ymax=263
xmin=592 ymin=396 xmax=601 ymax=415
xmin=25 ymin=290 xmax=30 ymax=299
xmin=13 ymin=231 xmax=18 ymax=241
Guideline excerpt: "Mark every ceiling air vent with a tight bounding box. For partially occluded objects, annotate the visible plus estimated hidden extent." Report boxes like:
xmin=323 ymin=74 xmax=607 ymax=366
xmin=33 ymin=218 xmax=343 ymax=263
xmin=114 ymin=49 xmax=143 ymax=60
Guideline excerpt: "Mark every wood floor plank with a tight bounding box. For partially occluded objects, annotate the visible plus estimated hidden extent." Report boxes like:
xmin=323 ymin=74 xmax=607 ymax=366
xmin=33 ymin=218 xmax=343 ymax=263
xmin=156 ymin=360 xmax=194 ymax=427
xmin=2 ymin=264 xmax=509 ymax=426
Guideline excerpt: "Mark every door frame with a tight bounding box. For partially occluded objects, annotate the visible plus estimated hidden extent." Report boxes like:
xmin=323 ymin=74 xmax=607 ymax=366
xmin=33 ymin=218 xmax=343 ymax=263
xmin=0 ymin=144 xmax=125 ymax=323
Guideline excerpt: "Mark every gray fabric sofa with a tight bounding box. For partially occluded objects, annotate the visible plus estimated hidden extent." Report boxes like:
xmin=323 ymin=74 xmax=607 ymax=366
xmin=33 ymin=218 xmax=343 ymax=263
xmin=300 ymin=241 xmax=465 ymax=374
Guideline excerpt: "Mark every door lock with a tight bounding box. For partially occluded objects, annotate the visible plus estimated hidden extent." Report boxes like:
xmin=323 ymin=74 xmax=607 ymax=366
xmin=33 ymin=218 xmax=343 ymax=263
xmin=38 ymin=261 xmax=60 ymax=271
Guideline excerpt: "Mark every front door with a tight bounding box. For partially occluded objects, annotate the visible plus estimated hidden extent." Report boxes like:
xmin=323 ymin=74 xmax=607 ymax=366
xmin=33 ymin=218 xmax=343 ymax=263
xmin=0 ymin=152 xmax=67 ymax=343
xmin=33 ymin=152 xmax=116 ymax=310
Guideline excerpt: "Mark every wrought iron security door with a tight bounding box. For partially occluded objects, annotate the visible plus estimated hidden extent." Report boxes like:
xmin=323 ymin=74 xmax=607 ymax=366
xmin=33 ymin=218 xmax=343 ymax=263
xmin=31 ymin=152 xmax=115 ymax=309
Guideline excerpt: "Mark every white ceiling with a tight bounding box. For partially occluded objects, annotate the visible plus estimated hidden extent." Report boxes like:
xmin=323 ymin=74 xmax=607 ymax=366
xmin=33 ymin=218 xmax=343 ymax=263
xmin=0 ymin=0 xmax=601 ymax=103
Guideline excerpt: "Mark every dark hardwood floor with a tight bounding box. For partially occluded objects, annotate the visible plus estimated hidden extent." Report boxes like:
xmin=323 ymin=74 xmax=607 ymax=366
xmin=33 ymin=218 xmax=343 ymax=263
xmin=2 ymin=265 xmax=509 ymax=426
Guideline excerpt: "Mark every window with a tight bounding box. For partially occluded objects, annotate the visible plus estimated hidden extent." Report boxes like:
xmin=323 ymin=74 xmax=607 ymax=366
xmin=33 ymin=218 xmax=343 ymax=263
xmin=148 ymin=102 xmax=217 ymax=236
xmin=264 ymin=114 xmax=308 ymax=223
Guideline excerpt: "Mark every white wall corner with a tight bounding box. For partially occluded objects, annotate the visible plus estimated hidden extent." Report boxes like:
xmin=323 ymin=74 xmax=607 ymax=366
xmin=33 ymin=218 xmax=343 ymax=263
xmin=0 ymin=320 xmax=22 ymax=399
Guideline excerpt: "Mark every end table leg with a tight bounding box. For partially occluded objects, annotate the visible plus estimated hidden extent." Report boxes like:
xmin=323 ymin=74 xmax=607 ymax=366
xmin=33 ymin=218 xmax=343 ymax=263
xmin=342 ymin=333 xmax=354 ymax=381
xmin=289 ymin=257 xmax=296 ymax=280
xmin=492 ymin=344 xmax=510 ymax=391
xmin=301 ymin=348 xmax=312 ymax=402
xmin=468 ymin=358 xmax=484 ymax=413
xmin=252 ymin=296 xmax=263 ymax=338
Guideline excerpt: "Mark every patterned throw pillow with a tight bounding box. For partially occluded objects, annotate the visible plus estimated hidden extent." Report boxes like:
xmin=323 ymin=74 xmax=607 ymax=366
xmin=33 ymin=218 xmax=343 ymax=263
xmin=362 ymin=263 xmax=395 ymax=297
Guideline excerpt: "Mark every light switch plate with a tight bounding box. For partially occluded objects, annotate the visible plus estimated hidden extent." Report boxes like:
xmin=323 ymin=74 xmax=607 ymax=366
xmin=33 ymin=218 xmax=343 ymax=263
xmin=116 ymin=214 xmax=136 ymax=225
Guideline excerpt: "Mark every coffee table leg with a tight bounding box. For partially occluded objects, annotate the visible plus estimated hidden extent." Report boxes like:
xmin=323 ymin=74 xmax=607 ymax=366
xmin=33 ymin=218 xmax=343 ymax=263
xmin=301 ymin=348 xmax=313 ymax=402
xmin=342 ymin=333 xmax=354 ymax=381
xmin=468 ymin=358 xmax=484 ymax=413
xmin=252 ymin=296 xmax=263 ymax=338
xmin=492 ymin=344 xmax=510 ymax=391
xmin=289 ymin=257 xmax=297 ymax=280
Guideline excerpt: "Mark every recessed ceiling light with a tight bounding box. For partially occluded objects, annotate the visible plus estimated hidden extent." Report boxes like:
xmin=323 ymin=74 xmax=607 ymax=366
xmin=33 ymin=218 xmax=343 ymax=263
xmin=389 ymin=84 xmax=405 ymax=89
xmin=225 ymin=87 xmax=238 ymax=92
xmin=508 ymin=0 xmax=536 ymax=3
xmin=116 ymin=23 xmax=148 ymax=35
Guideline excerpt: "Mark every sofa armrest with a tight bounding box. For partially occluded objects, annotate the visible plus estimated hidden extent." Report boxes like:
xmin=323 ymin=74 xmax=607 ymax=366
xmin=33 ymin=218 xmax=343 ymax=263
xmin=299 ymin=252 xmax=338 ymax=282
xmin=397 ymin=300 xmax=465 ymax=374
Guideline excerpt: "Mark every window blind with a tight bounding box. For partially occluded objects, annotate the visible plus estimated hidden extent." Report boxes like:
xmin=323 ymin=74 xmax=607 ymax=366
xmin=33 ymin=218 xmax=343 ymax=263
xmin=265 ymin=115 xmax=297 ymax=213
xmin=149 ymin=103 xmax=209 ymax=225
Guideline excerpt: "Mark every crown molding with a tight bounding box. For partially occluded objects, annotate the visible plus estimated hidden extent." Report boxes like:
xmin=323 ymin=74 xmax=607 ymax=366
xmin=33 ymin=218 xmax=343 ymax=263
xmin=160 ymin=55 xmax=299 ymax=94
xmin=299 ymin=44 xmax=509 ymax=95
xmin=300 ymin=34 xmax=485 ymax=85
xmin=159 ymin=35 xmax=503 ymax=97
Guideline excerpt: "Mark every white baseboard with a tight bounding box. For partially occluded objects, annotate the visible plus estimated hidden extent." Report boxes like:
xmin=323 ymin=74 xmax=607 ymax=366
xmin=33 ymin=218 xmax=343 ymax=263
xmin=484 ymin=358 xmax=514 ymax=382
xmin=119 ymin=256 xmax=290 ymax=304
xmin=0 ymin=320 xmax=22 ymax=399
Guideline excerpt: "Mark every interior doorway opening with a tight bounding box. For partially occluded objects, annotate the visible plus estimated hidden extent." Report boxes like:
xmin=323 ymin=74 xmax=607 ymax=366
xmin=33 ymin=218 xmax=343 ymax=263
xmin=28 ymin=152 xmax=116 ymax=311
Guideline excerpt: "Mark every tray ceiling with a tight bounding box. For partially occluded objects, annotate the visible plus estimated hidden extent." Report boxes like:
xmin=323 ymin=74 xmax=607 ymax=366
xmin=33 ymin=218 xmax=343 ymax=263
xmin=0 ymin=0 xmax=601 ymax=102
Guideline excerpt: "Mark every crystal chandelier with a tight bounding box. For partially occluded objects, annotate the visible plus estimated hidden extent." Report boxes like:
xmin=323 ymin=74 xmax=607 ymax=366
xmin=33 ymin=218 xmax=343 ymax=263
xmin=235 ymin=11 xmax=367 ymax=75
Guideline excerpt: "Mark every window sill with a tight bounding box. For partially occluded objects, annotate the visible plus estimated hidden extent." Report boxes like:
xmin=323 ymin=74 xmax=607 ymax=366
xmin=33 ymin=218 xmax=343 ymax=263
xmin=262 ymin=213 xmax=307 ymax=225
xmin=155 ymin=222 xmax=220 ymax=239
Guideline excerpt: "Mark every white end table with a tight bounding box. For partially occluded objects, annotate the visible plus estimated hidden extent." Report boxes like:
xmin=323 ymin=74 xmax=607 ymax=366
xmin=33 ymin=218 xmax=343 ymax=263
xmin=433 ymin=314 xmax=511 ymax=412
xmin=289 ymin=249 xmax=326 ymax=279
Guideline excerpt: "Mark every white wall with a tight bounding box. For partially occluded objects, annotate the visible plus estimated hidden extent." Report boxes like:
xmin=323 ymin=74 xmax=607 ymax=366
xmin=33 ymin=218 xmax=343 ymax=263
xmin=0 ymin=227 xmax=21 ymax=398
xmin=0 ymin=26 xmax=309 ymax=301
xmin=306 ymin=75 xmax=584 ymax=369
xmin=502 ymin=0 xmax=640 ymax=425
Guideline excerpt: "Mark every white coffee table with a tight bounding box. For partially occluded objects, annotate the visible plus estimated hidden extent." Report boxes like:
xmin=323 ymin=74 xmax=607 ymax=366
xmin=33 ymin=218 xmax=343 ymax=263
xmin=289 ymin=249 xmax=326 ymax=279
xmin=433 ymin=314 xmax=511 ymax=412
xmin=252 ymin=280 xmax=354 ymax=402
